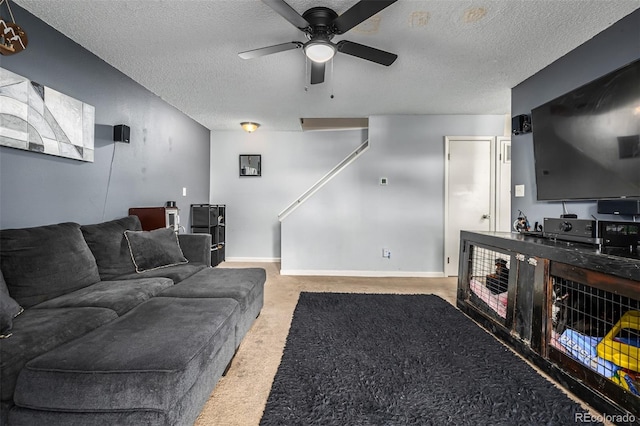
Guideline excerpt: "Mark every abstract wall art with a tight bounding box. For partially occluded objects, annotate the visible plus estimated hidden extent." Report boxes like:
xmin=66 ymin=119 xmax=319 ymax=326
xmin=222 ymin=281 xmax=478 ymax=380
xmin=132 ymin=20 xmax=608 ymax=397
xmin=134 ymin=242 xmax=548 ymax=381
xmin=0 ymin=67 xmax=95 ymax=162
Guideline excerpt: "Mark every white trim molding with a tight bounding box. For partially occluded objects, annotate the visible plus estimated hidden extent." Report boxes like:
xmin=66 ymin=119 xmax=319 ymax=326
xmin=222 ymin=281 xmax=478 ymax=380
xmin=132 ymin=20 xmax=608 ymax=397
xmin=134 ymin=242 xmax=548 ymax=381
xmin=224 ymin=257 xmax=281 ymax=263
xmin=280 ymin=269 xmax=445 ymax=278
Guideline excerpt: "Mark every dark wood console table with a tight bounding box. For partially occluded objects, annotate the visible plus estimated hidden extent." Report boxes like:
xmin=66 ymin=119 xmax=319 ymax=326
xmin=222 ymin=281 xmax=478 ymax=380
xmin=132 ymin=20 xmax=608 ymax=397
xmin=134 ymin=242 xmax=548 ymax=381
xmin=457 ymin=231 xmax=639 ymax=422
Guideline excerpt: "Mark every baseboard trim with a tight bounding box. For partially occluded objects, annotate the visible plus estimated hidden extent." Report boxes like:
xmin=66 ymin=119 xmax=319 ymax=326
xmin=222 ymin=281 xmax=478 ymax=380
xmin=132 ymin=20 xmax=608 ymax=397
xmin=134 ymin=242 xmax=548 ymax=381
xmin=280 ymin=269 xmax=446 ymax=278
xmin=224 ymin=257 xmax=281 ymax=263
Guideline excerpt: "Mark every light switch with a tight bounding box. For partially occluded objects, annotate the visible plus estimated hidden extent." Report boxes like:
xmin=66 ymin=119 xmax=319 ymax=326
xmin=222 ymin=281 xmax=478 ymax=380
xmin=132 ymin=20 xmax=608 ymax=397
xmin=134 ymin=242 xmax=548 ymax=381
xmin=515 ymin=184 xmax=525 ymax=197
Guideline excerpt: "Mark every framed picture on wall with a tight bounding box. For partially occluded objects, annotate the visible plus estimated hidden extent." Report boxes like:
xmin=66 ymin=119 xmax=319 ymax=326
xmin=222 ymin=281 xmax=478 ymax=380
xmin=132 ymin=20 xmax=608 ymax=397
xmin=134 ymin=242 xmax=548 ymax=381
xmin=239 ymin=154 xmax=261 ymax=177
xmin=0 ymin=67 xmax=95 ymax=162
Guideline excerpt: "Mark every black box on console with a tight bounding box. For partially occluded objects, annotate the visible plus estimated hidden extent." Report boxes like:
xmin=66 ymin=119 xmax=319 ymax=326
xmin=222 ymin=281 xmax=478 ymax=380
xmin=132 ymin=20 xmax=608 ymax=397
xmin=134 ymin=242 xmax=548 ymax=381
xmin=599 ymin=221 xmax=640 ymax=248
xmin=597 ymin=199 xmax=640 ymax=215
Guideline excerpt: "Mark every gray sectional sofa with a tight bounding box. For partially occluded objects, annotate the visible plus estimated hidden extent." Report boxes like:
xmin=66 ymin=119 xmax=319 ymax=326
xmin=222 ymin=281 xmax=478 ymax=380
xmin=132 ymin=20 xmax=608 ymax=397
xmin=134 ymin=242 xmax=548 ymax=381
xmin=0 ymin=215 xmax=265 ymax=425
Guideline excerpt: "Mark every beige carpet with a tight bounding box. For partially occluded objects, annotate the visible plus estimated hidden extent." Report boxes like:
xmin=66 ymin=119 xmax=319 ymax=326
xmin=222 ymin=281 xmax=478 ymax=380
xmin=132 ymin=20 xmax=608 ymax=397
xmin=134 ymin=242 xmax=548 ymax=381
xmin=193 ymin=261 xmax=605 ymax=426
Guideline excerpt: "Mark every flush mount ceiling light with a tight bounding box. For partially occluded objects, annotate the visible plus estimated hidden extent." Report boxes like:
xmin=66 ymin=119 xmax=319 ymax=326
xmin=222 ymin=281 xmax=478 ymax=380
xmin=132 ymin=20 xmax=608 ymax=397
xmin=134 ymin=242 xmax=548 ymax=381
xmin=241 ymin=122 xmax=260 ymax=133
xmin=304 ymin=40 xmax=335 ymax=63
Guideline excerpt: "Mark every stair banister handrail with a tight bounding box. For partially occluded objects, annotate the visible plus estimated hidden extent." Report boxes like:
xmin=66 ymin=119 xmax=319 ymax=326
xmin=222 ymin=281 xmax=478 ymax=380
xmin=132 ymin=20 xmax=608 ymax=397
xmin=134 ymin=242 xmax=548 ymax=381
xmin=278 ymin=139 xmax=369 ymax=222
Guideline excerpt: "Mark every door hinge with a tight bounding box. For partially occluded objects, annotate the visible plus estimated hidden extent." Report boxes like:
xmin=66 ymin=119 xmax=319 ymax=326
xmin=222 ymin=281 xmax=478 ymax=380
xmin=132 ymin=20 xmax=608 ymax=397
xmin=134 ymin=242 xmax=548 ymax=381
xmin=447 ymin=153 xmax=450 ymax=160
xmin=447 ymin=257 xmax=450 ymax=264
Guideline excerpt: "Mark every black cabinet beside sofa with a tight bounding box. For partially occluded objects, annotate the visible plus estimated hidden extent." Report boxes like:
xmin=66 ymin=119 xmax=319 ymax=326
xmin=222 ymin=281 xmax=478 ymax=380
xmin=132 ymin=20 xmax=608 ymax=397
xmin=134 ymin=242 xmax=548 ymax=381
xmin=191 ymin=204 xmax=226 ymax=267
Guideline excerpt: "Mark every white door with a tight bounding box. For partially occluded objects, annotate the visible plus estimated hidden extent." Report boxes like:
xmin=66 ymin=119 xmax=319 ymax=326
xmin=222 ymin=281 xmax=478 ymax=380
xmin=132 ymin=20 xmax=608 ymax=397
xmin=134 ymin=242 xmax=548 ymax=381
xmin=444 ymin=137 xmax=496 ymax=276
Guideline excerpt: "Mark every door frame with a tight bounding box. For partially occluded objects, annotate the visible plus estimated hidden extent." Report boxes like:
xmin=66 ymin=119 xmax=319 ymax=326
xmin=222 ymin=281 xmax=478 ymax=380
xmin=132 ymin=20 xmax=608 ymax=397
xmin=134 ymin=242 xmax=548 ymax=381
xmin=495 ymin=137 xmax=512 ymax=232
xmin=444 ymin=136 xmax=497 ymax=276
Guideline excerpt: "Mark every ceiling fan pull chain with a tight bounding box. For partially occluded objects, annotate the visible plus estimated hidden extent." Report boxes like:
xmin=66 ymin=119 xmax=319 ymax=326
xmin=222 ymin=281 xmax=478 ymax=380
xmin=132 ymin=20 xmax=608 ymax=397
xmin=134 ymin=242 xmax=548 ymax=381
xmin=330 ymin=57 xmax=335 ymax=99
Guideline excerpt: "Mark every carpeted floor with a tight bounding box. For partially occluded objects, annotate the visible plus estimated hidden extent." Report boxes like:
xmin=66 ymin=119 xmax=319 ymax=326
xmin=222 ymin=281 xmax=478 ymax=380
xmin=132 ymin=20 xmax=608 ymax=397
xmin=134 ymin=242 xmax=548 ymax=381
xmin=194 ymin=262 xmax=605 ymax=425
xmin=260 ymin=292 xmax=601 ymax=426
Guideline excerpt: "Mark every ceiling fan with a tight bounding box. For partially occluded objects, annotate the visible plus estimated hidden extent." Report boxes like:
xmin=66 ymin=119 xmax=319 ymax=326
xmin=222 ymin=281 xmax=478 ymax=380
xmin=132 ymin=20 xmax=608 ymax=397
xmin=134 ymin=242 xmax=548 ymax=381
xmin=239 ymin=0 xmax=398 ymax=85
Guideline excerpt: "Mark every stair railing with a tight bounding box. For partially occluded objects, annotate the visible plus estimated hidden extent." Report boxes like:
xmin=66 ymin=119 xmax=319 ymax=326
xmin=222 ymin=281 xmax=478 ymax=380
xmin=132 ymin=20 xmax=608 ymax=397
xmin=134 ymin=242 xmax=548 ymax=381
xmin=278 ymin=139 xmax=370 ymax=222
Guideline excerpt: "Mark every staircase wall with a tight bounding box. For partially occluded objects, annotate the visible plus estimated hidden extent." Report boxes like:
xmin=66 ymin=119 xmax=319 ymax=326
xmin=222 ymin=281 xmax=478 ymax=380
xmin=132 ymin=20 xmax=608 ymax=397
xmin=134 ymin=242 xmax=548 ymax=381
xmin=280 ymin=115 xmax=505 ymax=276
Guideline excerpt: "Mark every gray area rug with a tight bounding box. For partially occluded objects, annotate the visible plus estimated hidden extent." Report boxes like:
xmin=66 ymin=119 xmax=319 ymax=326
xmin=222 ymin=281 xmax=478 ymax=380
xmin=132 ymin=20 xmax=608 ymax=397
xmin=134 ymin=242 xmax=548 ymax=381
xmin=260 ymin=292 xmax=600 ymax=425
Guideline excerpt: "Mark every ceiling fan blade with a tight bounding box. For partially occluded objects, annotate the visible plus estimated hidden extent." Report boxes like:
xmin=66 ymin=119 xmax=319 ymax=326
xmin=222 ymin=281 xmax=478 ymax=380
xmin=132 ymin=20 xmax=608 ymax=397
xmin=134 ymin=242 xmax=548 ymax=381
xmin=239 ymin=42 xmax=302 ymax=59
xmin=310 ymin=61 xmax=325 ymax=85
xmin=337 ymin=40 xmax=397 ymax=66
xmin=262 ymin=0 xmax=310 ymax=30
xmin=332 ymin=0 xmax=397 ymax=34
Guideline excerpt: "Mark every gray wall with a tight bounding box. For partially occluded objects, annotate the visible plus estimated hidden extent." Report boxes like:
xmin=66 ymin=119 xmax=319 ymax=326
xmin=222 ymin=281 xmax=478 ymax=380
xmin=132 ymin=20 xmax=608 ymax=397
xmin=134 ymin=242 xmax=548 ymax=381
xmin=210 ymin=129 xmax=367 ymax=260
xmin=0 ymin=6 xmax=210 ymax=230
xmin=216 ymin=115 xmax=505 ymax=272
xmin=511 ymin=9 xmax=640 ymax=226
xmin=281 ymin=115 xmax=505 ymax=274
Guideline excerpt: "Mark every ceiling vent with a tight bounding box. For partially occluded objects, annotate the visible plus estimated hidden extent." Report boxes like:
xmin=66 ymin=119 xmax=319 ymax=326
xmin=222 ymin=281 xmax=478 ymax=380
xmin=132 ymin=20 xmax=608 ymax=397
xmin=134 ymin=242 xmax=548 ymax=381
xmin=300 ymin=117 xmax=368 ymax=131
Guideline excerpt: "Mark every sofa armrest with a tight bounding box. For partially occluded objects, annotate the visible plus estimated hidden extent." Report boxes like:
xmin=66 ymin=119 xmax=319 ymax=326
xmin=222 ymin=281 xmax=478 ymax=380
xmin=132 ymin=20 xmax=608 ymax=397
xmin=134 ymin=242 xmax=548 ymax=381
xmin=178 ymin=233 xmax=211 ymax=267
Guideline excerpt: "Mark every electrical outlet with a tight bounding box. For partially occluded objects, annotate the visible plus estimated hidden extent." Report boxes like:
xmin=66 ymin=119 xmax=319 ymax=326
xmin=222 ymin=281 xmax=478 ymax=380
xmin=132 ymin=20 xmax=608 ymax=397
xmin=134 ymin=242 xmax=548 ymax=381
xmin=382 ymin=248 xmax=391 ymax=258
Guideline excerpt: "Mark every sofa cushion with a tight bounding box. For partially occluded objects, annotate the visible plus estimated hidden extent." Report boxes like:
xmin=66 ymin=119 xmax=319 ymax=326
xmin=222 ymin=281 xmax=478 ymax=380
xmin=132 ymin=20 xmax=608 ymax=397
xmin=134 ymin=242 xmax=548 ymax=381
xmin=14 ymin=297 xmax=239 ymax=413
xmin=0 ymin=307 xmax=118 ymax=402
xmin=160 ymin=267 xmax=265 ymax=312
xmin=0 ymin=270 xmax=23 ymax=338
xmin=0 ymin=222 xmax=101 ymax=308
xmin=124 ymin=228 xmax=188 ymax=273
xmin=114 ymin=263 xmax=207 ymax=284
xmin=31 ymin=277 xmax=174 ymax=316
xmin=80 ymin=215 xmax=141 ymax=280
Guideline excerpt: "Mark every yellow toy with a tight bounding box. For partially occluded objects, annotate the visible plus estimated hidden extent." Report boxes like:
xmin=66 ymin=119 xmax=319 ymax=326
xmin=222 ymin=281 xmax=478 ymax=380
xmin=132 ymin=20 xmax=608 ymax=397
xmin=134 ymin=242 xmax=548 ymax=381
xmin=597 ymin=311 xmax=640 ymax=372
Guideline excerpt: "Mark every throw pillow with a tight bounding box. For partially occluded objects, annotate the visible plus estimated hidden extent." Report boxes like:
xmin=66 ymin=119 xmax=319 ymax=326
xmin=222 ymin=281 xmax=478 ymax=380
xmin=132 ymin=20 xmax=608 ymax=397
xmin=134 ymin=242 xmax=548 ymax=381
xmin=81 ymin=215 xmax=142 ymax=280
xmin=0 ymin=222 xmax=101 ymax=308
xmin=124 ymin=228 xmax=188 ymax=273
xmin=1 ymin=270 xmax=23 ymax=338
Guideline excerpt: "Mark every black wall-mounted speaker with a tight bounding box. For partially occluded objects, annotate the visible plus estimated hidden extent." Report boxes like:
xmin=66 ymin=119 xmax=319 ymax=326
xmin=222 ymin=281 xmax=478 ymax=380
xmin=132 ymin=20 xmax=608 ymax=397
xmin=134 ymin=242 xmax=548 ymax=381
xmin=597 ymin=199 xmax=640 ymax=215
xmin=113 ymin=124 xmax=130 ymax=143
xmin=512 ymin=114 xmax=531 ymax=135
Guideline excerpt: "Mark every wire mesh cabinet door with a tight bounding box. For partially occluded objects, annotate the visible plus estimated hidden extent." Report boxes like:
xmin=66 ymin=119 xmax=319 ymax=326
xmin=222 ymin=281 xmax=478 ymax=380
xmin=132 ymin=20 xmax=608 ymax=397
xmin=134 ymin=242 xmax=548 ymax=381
xmin=547 ymin=262 xmax=640 ymax=416
xmin=462 ymin=241 xmax=515 ymax=329
xmin=460 ymin=241 xmax=549 ymax=354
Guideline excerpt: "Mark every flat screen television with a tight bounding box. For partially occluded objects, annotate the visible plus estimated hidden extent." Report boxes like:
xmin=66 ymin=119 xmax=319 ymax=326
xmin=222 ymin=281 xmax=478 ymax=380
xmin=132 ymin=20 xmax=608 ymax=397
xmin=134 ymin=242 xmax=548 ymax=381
xmin=531 ymin=59 xmax=640 ymax=201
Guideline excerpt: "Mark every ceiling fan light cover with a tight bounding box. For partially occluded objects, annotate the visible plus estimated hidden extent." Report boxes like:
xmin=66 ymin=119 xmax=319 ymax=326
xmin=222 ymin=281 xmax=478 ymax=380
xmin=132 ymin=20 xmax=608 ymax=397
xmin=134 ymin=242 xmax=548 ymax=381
xmin=304 ymin=42 xmax=335 ymax=63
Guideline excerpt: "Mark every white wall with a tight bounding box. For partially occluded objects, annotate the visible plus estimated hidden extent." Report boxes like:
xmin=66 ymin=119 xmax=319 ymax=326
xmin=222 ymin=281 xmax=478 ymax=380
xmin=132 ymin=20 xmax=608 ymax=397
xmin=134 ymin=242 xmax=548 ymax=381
xmin=209 ymin=129 xmax=367 ymax=260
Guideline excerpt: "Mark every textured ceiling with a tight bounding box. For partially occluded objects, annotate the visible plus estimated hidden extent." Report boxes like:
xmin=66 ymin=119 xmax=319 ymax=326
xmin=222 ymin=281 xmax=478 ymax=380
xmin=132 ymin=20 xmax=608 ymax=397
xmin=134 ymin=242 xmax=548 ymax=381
xmin=13 ymin=0 xmax=640 ymax=131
